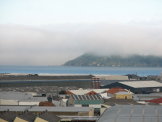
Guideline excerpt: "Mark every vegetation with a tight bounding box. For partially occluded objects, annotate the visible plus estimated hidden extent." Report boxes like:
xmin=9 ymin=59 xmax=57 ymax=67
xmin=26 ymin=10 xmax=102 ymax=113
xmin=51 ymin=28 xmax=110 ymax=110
xmin=64 ymin=53 xmax=162 ymax=67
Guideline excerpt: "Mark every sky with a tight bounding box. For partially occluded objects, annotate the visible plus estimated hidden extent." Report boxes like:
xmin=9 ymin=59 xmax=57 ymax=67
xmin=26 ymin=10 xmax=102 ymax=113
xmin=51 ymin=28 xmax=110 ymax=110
xmin=0 ymin=0 xmax=162 ymax=65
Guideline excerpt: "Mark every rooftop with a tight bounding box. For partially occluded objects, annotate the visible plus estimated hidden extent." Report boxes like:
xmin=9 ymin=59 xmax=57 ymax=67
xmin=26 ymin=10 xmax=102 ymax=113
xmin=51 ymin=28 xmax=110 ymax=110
xmin=146 ymin=98 xmax=162 ymax=104
xmin=0 ymin=106 xmax=93 ymax=112
xmin=98 ymin=105 xmax=162 ymax=122
xmin=119 ymin=80 xmax=162 ymax=88
xmin=107 ymin=88 xmax=127 ymax=94
xmin=0 ymin=92 xmax=33 ymax=100
xmin=94 ymin=75 xmax=129 ymax=80
xmin=67 ymin=88 xmax=108 ymax=95
xmin=71 ymin=94 xmax=103 ymax=101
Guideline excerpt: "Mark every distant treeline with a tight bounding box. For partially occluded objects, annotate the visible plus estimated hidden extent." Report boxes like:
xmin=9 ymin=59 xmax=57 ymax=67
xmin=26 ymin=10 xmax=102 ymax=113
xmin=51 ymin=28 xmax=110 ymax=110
xmin=64 ymin=54 xmax=162 ymax=67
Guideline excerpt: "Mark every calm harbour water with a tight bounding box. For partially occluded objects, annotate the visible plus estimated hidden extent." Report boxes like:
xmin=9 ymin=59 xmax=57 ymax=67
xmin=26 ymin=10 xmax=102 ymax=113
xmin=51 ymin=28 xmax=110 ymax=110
xmin=0 ymin=66 xmax=162 ymax=76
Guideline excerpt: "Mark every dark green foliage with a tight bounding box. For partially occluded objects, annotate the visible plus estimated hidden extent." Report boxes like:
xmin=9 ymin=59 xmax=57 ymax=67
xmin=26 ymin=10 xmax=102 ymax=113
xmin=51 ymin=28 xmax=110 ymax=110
xmin=64 ymin=53 xmax=162 ymax=67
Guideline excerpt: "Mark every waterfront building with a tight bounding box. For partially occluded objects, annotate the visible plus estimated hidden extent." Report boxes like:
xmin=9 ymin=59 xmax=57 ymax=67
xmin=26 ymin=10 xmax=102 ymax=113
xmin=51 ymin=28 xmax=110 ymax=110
xmin=103 ymin=80 xmax=162 ymax=94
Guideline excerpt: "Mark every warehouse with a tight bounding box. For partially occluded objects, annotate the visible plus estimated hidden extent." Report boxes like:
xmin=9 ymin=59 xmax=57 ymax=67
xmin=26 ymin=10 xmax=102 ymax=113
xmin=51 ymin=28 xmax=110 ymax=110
xmin=0 ymin=110 xmax=60 ymax=122
xmin=103 ymin=81 xmax=162 ymax=94
xmin=0 ymin=106 xmax=94 ymax=117
xmin=68 ymin=94 xmax=103 ymax=116
xmin=68 ymin=94 xmax=103 ymax=108
xmin=98 ymin=105 xmax=162 ymax=122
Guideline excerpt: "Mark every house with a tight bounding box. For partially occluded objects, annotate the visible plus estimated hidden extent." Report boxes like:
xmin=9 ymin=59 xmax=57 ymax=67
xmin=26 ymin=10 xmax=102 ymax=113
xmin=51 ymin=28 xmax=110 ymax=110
xmin=107 ymin=87 xmax=127 ymax=97
xmin=114 ymin=91 xmax=133 ymax=99
xmin=103 ymin=81 xmax=162 ymax=94
xmin=107 ymin=87 xmax=126 ymax=94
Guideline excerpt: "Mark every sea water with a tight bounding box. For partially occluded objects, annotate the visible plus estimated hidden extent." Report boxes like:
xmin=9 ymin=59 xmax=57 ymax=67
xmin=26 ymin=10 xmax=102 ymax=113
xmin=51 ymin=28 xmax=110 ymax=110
xmin=0 ymin=66 xmax=162 ymax=76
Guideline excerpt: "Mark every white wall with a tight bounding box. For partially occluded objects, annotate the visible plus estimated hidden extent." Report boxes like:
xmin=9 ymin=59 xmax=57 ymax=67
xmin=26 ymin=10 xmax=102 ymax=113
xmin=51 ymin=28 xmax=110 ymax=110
xmin=0 ymin=99 xmax=18 ymax=105
xmin=74 ymin=104 xmax=82 ymax=107
xmin=19 ymin=101 xmax=39 ymax=106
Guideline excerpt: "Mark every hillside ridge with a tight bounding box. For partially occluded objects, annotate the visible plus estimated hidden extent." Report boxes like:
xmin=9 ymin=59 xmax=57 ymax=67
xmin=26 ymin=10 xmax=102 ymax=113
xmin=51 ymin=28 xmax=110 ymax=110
xmin=64 ymin=54 xmax=162 ymax=67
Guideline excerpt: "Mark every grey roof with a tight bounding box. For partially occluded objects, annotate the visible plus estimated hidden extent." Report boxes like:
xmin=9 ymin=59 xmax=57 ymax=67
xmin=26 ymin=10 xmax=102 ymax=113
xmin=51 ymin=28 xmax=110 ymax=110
xmin=0 ymin=106 xmax=93 ymax=112
xmin=98 ymin=105 xmax=162 ymax=122
xmin=17 ymin=112 xmax=36 ymax=122
xmin=0 ymin=92 xmax=33 ymax=100
xmin=60 ymin=116 xmax=99 ymax=121
xmin=19 ymin=97 xmax=47 ymax=102
xmin=29 ymin=106 xmax=93 ymax=112
xmin=0 ymin=106 xmax=30 ymax=112
xmin=119 ymin=81 xmax=162 ymax=88
xmin=0 ymin=112 xmax=17 ymax=122
xmin=133 ymin=93 xmax=162 ymax=101
xmin=39 ymin=112 xmax=60 ymax=122
xmin=71 ymin=94 xmax=103 ymax=101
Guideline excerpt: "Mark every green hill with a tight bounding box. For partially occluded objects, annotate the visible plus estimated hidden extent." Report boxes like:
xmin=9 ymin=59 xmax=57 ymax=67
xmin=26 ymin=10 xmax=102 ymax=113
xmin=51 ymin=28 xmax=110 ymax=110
xmin=64 ymin=54 xmax=162 ymax=67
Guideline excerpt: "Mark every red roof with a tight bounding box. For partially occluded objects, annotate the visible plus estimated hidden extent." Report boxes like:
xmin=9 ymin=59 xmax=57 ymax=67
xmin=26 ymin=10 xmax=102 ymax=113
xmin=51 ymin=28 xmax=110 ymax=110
xmin=146 ymin=98 xmax=162 ymax=104
xmin=86 ymin=91 xmax=97 ymax=95
xmin=107 ymin=88 xmax=127 ymax=94
xmin=66 ymin=91 xmax=74 ymax=95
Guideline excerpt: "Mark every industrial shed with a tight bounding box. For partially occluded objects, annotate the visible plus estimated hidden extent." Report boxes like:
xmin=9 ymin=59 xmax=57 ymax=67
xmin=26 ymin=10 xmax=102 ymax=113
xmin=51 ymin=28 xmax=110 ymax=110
xmin=98 ymin=105 xmax=162 ymax=122
xmin=68 ymin=94 xmax=103 ymax=108
xmin=68 ymin=94 xmax=103 ymax=115
xmin=0 ymin=106 xmax=94 ymax=117
xmin=103 ymin=81 xmax=162 ymax=94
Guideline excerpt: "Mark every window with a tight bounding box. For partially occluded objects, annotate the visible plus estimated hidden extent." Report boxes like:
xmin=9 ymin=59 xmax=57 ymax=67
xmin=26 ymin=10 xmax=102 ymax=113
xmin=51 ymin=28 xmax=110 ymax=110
xmin=82 ymin=104 xmax=89 ymax=107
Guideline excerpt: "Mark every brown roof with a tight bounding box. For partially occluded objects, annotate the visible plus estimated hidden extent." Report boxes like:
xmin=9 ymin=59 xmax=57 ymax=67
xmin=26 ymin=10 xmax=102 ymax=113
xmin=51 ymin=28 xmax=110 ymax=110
xmin=86 ymin=91 xmax=97 ymax=95
xmin=107 ymin=88 xmax=127 ymax=94
xmin=39 ymin=101 xmax=55 ymax=106
xmin=66 ymin=91 xmax=74 ymax=95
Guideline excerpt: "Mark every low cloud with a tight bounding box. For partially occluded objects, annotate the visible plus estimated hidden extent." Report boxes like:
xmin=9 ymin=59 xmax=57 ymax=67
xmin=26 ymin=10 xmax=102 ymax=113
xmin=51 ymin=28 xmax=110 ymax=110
xmin=0 ymin=23 xmax=162 ymax=65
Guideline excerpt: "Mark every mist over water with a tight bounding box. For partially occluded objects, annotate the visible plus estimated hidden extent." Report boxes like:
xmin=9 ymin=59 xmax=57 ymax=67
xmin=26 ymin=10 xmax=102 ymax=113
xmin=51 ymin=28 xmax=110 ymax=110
xmin=0 ymin=23 xmax=162 ymax=65
xmin=1 ymin=0 xmax=162 ymax=66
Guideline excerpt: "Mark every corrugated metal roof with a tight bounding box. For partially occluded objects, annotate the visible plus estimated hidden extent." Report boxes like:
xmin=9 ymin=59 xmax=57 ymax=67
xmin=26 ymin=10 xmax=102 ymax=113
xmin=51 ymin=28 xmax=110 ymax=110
xmin=95 ymin=75 xmax=129 ymax=80
xmin=119 ymin=81 xmax=162 ymax=88
xmin=68 ymin=89 xmax=108 ymax=95
xmin=71 ymin=94 xmax=103 ymax=101
xmin=146 ymin=98 xmax=162 ymax=103
xmin=0 ymin=106 xmax=93 ymax=112
xmin=0 ymin=106 xmax=29 ymax=112
xmin=30 ymin=106 xmax=93 ymax=112
xmin=0 ymin=92 xmax=33 ymax=100
xmin=98 ymin=105 xmax=162 ymax=122
xmin=133 ymin=94 xmax=162 ymax=101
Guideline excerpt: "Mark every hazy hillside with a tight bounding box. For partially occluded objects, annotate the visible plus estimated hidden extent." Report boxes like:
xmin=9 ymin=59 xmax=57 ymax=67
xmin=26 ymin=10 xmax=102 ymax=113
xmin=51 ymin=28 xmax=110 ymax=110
xmin=64 ymin=54 xmax=162 ymax=67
